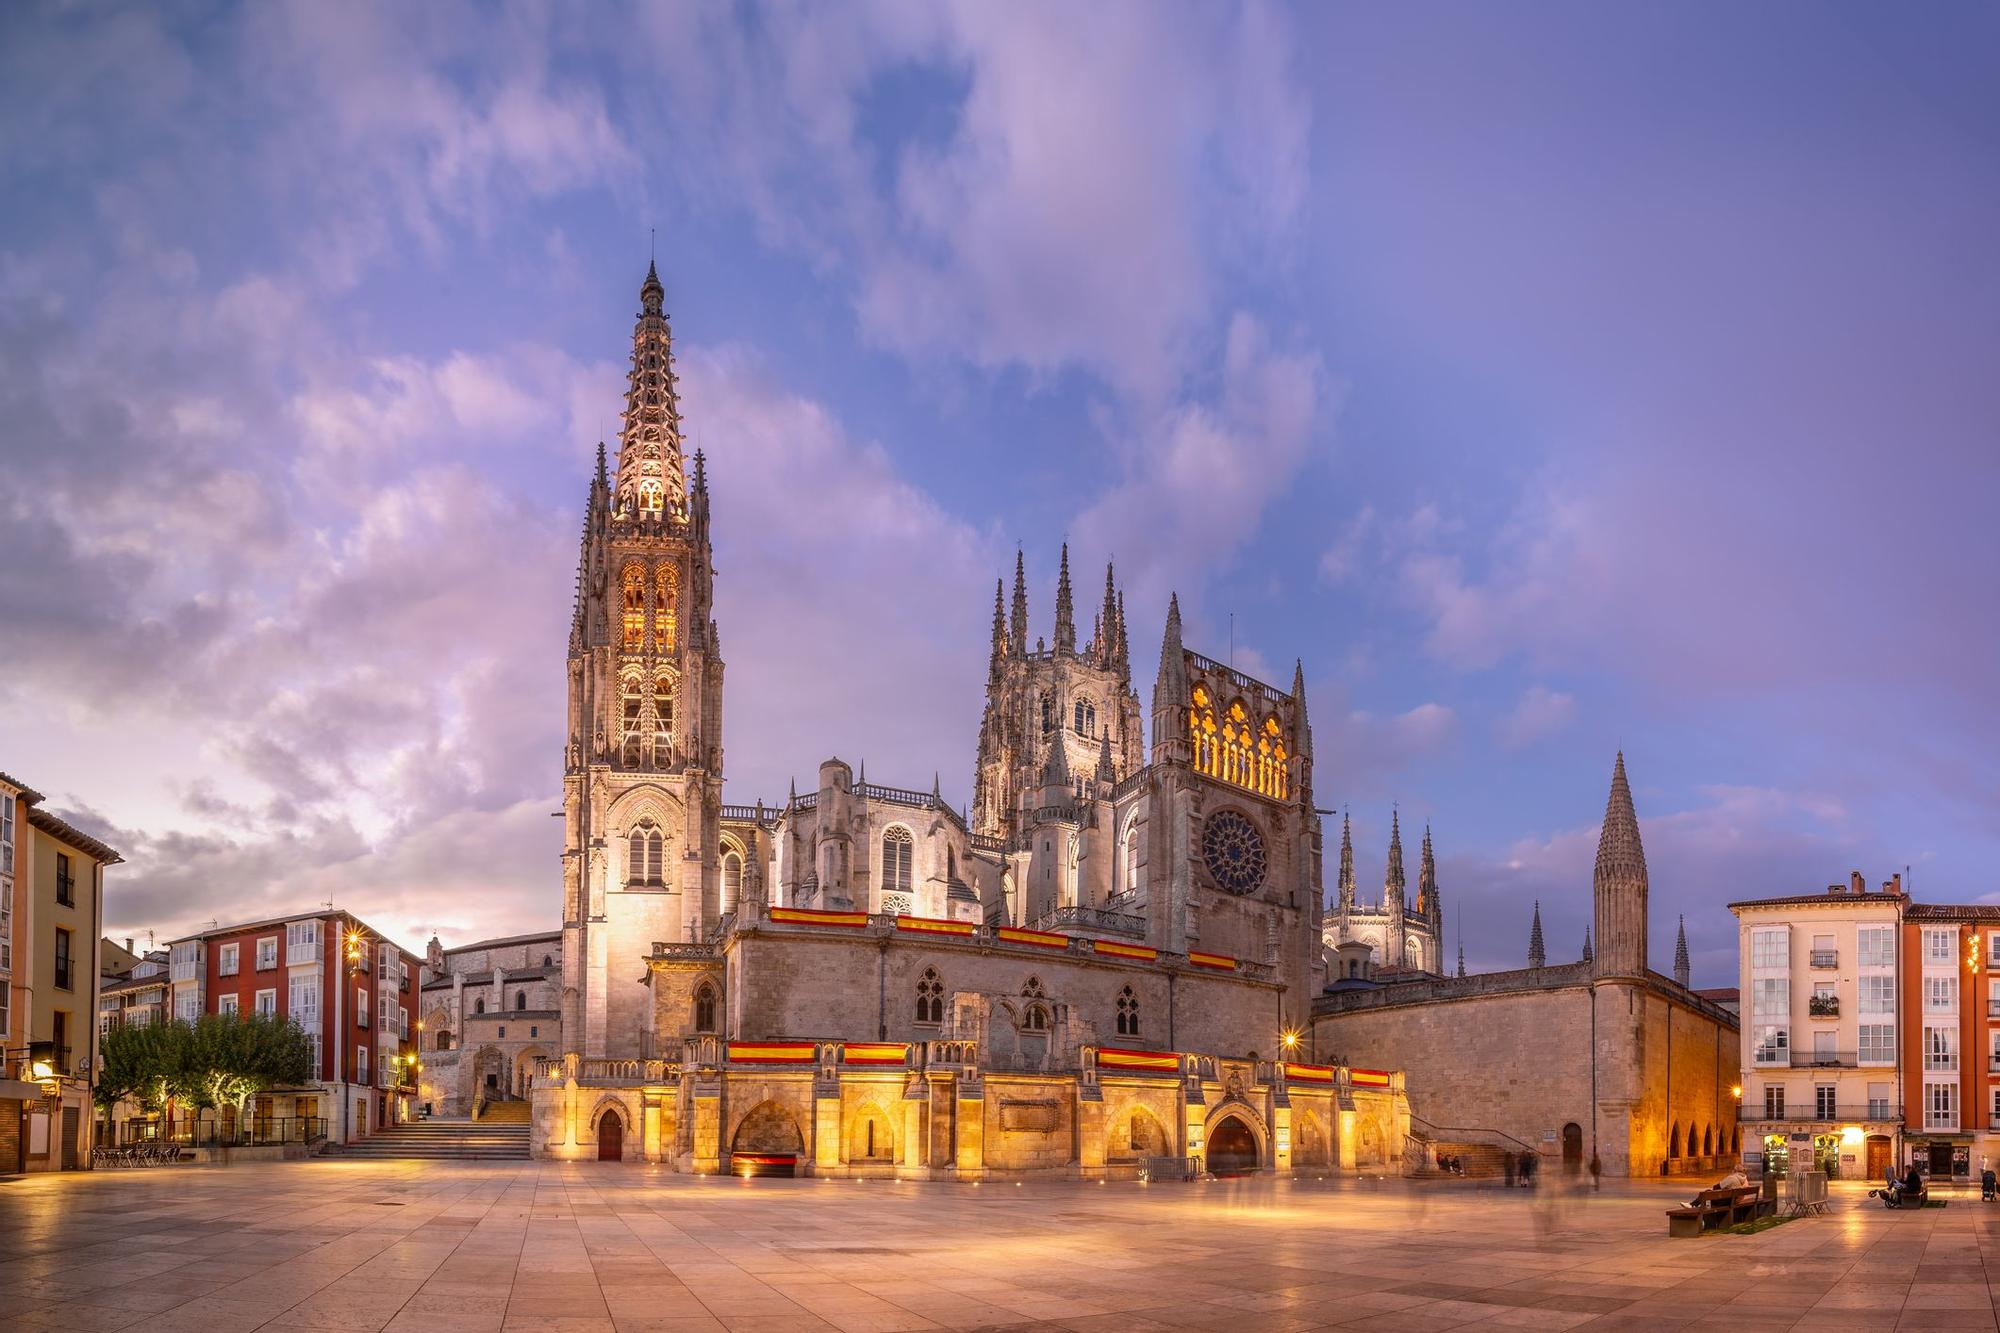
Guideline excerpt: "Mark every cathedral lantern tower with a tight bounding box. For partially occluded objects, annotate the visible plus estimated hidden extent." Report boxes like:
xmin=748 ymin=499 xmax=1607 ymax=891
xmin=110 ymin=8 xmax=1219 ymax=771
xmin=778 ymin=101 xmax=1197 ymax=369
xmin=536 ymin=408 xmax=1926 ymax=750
xmin=1591 ymin=751 xmax=1649 ymax=982
xmin=971 ymin=546 xmax=1141 ymax=841
xmin=561 ymin=261 xmax=726 ymax=1059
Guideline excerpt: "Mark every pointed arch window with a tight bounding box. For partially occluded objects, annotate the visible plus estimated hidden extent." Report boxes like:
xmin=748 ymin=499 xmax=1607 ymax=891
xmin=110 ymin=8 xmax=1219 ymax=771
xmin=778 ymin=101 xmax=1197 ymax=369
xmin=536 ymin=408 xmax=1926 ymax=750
xmin=1189 ymin=685 xmax=1217 ymax=775
xmin=655 ymin=564 xmax=679 ymax=653
xmin=474 ymin=997 xmax=486 ymax=1015
xmin=881 ymin=826 xmax=913 ymax=905
xmin=628 ymin=820 xmax=665 ymax=887
xmin=916 ymin=967 xmax=944 ymax=1025
xmin=621 ymin=565 xmax=646 ymax=651
xmin=1073 ymin=699 xmax=1096 ymax=737
xmin=1121 ymin=818 xmax=1140 ymax=898
xmin=693 ymin=983 xmax=717 ymax=1033
xmin=620 ymin=674 xmax=644 ymax=766
xmin=1040 ymin=692 xmax=1055 ymax=736
xmin=636 ymin=478 xmax=665 ymax=516
xmin=652 ymin=671 xmax=676 ymax=758
xmin=1116 ymin=985 xmax=1139 ymax=1036
xmin=514 ymin=992 xmax=526 ymax=1011
xmin=722 ymin=850 xmax=743 ymax=915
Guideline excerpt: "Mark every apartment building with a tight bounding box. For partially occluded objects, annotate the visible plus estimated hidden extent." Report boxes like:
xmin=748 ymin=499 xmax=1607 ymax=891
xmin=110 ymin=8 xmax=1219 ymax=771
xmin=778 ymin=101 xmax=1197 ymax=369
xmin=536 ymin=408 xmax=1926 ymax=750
xmin=165 ymin=908 xmax=419 ymax=1142
xmin=1731 ymin=872 xmax=1905 ymax=1180
xmin=1897 ymin=904 xmax=2000 ymax=1178
xmin=0 ymin=769 xmax=123 ymax=1172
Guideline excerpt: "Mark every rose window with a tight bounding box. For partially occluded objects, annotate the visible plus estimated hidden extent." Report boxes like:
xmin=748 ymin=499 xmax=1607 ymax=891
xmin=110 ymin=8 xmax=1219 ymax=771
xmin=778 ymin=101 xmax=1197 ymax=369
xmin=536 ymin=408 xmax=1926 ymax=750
xmin=1201 ymin=811 xmax=1266 ymax=895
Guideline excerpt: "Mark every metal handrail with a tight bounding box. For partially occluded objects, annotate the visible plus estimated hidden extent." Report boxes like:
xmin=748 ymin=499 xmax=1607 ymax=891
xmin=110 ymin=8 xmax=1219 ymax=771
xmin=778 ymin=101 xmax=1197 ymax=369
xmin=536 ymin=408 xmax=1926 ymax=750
xmin=1406 ymin=1112 xmax=1539 ymax=1157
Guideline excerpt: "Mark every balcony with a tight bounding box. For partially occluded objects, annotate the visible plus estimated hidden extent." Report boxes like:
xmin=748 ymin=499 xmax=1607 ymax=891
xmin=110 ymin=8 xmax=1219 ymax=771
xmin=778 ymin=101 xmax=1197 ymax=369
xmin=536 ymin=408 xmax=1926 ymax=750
xmin=1740 ymin=1105 xmax=1902 ymax=1125
xmin=1809 ymin=950 xmax=1838 ymax=969
xmin=1807 ymin=995 xmax=1839 ymax=1018
xmin=1790 ymin=1050 xmax=1858 ymax=1068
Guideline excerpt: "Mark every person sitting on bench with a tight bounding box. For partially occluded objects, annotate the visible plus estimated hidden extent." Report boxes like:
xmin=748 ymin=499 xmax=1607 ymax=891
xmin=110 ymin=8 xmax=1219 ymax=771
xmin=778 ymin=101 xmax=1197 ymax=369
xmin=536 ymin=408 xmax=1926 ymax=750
xmin=1684 ymin=1168 xmax=1749 ymax=1208
xmin=1878 ymin=1165 xmax=1924 ymax=1207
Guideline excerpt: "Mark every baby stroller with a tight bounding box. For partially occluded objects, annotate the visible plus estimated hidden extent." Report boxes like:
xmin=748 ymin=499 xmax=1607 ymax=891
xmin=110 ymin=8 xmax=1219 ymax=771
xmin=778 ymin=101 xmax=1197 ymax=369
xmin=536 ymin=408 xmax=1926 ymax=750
xmin=1982 ymin=1169 xmax=1997 ymax=1201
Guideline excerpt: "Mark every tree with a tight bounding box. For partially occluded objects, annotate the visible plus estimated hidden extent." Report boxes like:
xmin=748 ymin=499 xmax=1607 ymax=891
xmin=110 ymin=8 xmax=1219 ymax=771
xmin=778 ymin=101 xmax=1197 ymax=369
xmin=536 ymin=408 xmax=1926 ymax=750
xmin=190 ymin=1013 xmax=315 ymax=1123
xmin=96 ymin=1019 xmax=201 ymax=1134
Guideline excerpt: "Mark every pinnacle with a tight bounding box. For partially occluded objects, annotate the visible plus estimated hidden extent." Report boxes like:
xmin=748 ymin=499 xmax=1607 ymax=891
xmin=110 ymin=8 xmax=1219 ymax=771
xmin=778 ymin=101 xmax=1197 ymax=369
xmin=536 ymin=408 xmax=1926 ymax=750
xmin=1528 ymin=900 xmax=1546 ymax=969
xmin=1594 ymin=750 xmax=1648 ymax=890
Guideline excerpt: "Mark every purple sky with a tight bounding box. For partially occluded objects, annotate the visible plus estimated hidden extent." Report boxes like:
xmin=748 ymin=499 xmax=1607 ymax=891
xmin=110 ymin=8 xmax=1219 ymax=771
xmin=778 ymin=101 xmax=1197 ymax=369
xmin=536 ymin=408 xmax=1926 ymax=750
xmin=2 ymin=3 xmax=1996 ymax=984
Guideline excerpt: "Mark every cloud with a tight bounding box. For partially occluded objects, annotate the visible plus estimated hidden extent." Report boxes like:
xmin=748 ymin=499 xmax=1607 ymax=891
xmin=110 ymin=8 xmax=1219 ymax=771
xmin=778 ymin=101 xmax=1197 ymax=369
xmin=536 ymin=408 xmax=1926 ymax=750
xmin=1497 ymin=685 xmax=1577 ymax=748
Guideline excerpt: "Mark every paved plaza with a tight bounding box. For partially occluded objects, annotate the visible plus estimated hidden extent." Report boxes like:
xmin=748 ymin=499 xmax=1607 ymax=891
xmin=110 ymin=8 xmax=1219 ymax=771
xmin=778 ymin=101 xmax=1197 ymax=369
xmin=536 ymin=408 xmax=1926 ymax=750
xmin=0 ymin=1164 xmax=1992 ymax=1332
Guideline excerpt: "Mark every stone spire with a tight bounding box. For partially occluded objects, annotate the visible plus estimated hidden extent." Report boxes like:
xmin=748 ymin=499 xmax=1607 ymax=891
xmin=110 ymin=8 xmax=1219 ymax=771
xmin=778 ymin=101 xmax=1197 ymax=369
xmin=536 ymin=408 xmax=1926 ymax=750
xmin=611 ymin=260 xmax=687 ymax=519
xmin=1456 ymin=942 xmax=1466 ymax=978
xmin=1095 ymin=727 xmax=1115 ymax=785
xmin=1150 ymin=594 xmax=1188 ymax=762
xmin=1010 ymin=550 xmax=1028 ymax=659
xmin=1114 ymin=591 xmax=1131 ymax=684
xmin=1582 ymin=924 xmax=1593 ymax=963
xmin=1592 ymin=751 xmax=1650 ymax=981
xmin=1041 ymin=726 xmax=1071 ymax=791
xmin=1098 ymin=563 xmax=1118 ymax=669
xmin=1416 ymin=823 xmax=1438 ymax=919
xmin=1336 ymin=810 xmax=1355 ymax=914
xmin=988 ymin=578 xmax=1007 ymax=680
xmin=1291 ymin=659 xmax=1313 ymax=808
xmin=1053 ymin=543 xmax=1076 ymax=653
xmin=1674 ymin=915 xmax=1690 ymax=989
xmin=1528 ymin=900 xmax=1546 ymax=969
xmin=1385 ymin=809 xmax=1406 ymax=913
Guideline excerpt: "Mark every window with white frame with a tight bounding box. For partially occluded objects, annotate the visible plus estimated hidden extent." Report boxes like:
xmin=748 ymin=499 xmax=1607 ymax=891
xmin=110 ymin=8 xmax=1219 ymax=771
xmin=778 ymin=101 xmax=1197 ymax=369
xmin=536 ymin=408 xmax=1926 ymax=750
xmin=289 ymin=975 xmax=320 ymax=1030
xmin=1857 ymin=925 xmax=1895 ymax=969
xmin=170 ymin=941 xmax=201 ymax=982
xmin=308 ymin=1032 xmax=322 ymax=1074
xmin=0 ymin=982 xmax=9 ymax=1039
xmin=1752 ymin=977 xmax=1788 ymax=1016
xmin=254 ymin=989 xmax=277 ymax=1017
xmin=0 ymin=875 xmax=12 ymax=971
xmin=357 ymin=1045 xmax=368 ymax=1083
xmin=398 ymin=1005 xmax=409 ymax=1038
xmin=1859 ymin=975 xmax=1895 ymax=1015
xmin=219 ymin=942 xmax=239 ymax=975
xmin=1991 ymin=1030 xmax=2000 ymax=1069
xmin=357 ymin=988 xmax=369 ymax=1027
xmin=256 ymin=936 xmax=278 ymax=969
xmin=1859 ymin=1024 xmax=1896 ymax=1064
xmin=1925 ymin=927 xmax=1956 ymax=965
xmin=1753 ymin=1024 xmax=1789 ymax=1064
xmin=1750 ymin=928 xmax=1789 ymax=969
xmin=1764 ymin=1085 xmax=1785 ymax=1118
xmin=218 ymin=993 xmax=239 ymax=1015
xmin=0 ymin=790 xmax=12 ymax=875
xmin=177 ymin=993 xmax=200 ymax=1021
xmin=1927 ymin=975 xmax=1958 ymax=1013
xmin=1990 ymin=978 xmax=2000 ymax=1016
xmin=286 ymin=919 xmax=320 ymax=962
xmin=1869 ymin=1082 xmax=1892 ymax=1119
xmin=1815 ymin=1085 xmax=1837 ymax=1119
xmin=1926 ymin=1081 xmax=1957 ymax=1130
xmin=1924 ymin=1024 xmax=1957 ymax=1071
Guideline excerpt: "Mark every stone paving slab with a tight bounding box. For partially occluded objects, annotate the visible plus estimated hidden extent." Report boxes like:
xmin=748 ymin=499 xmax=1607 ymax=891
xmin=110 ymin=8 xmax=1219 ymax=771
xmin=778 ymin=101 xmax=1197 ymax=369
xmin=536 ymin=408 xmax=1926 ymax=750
xmin=5 ymin=1166 xmax=2000 ymax=1331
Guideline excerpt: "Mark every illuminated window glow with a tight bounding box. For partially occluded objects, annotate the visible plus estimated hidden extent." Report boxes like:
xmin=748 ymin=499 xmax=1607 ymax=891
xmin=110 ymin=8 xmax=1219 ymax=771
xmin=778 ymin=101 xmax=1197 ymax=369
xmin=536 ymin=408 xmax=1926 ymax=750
xmin=1188 ymin=685 xmax=1288 ymax=799
xmin=655 ymin=564 xmax=678 ymax=653
xmin=621 ymin=564 xmax=645 ymax=651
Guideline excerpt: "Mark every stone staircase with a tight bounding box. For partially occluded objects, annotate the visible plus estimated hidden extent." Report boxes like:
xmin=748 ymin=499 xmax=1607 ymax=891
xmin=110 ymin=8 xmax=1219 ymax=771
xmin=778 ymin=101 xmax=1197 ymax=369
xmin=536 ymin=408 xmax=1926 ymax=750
xmin=477 ymin=1099 xmax=531 ymax=1125
xmin=326 ymin=1117 xmax=530 ymax=1161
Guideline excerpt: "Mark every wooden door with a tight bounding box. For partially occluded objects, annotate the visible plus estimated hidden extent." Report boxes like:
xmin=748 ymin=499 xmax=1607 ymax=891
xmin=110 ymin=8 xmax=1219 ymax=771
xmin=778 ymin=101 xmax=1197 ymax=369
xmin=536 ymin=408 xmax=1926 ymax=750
xmin=1865 ymin=1136 xmax=1891 ymax=1179
xmin=598 ymin=1110 xmax=624 ymax=1161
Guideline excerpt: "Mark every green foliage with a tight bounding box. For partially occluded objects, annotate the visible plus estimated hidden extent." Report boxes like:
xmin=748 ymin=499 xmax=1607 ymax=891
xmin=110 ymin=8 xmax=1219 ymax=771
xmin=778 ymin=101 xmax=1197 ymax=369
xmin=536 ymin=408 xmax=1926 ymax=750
xmin=98 ymin=1014 xmax=316 ymax=1116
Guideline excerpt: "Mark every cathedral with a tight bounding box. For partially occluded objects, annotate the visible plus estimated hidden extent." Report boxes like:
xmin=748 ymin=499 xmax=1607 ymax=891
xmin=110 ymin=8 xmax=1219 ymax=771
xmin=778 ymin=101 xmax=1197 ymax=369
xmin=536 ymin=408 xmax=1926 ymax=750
xmin=1322 ymin=811 xmax=1444 ymax=980
xmin=531 ymin=264 xmax=1411 ymax=1176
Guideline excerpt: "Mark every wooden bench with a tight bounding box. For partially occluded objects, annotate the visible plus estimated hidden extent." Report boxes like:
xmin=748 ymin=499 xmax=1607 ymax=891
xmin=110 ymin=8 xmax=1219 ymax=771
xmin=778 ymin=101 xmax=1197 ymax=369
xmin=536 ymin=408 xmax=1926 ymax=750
xmin=1666 ymin=1185 xmax=1763 ymax=1237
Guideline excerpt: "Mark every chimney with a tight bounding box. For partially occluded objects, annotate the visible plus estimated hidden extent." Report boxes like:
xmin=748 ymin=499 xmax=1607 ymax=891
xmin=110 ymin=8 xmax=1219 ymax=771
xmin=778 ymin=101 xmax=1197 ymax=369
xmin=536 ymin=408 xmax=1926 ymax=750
xmin=1890 ymin=872 xmax=1903 ymax=897
xmin=1850 ymin=869 xmax=1865 ymax=895
xmin=1828 ymin=883 xmax=1843 ymax=896
xmin=124 ymin=937 xmax=134 ymax=953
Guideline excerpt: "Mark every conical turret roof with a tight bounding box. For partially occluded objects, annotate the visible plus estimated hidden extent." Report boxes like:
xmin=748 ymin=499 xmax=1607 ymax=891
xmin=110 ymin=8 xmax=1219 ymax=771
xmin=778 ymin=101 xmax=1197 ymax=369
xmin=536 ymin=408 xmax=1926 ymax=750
xmin=1595 ymin=751 xmax=1647 ymax=889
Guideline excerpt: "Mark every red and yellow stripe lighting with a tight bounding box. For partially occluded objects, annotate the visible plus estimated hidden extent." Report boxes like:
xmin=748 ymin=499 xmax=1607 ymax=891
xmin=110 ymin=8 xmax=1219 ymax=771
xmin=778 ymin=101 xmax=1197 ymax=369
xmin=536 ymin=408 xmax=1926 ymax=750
xmin=727 ymin=1042 xmax=817 ymax=1064
xmin=1092 ymin=939 xmax=1158 ymax=962
xmin=842 ymin=1042 xmax=909 ymax=1066
xmin=1284 ymin=1062 xmax=1335 ymax=1084
xmin=894 ymin=915 xmax=975 ymax=937
xmin=1187 ymin=950 xmax=1236 ymax=970
xmin=997 ymin=927 xmax=1070 ymax=950
xmin=1350 ymin=1067 xmax=1392 ymax=1087
xmin=769 ymin=906 xmax=869 ymax=928
xmin=1098 ymin=1048 xmax=1181 ymax=1073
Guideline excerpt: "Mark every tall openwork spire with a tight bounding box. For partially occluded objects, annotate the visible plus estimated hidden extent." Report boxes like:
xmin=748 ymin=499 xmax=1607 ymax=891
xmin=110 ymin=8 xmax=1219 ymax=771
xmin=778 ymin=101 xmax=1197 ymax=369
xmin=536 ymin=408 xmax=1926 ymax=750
xmin=1674 ymin=915 xmax=1691 ymax=988
xmin=988 ymin=578 xmax=1006 ymax=680
xmin=612 ymin=261 xmax=688 ymax=520
xmin=1385 ymin=809 xmax=1406 ymax=913
xmin=1053 ymin=543 xmax=1076 ymax=653
xmin=1417 ymin=823 xmax=1438 ymax=919
xmin=1592 ymin=750 xmax=1650 ymax=980
xmin=1009 ymin=550 xmax=1028 ymax=660
xmin=1456 ymin=942 xmax=1466 ymax=978
xmin=1097 ymin=563 xmax=1118 ymax=668
xmin=1582 ymin=924 xmax=1593 ymax=963
xmin=1337 ymin=810 xmax=1355 ymax=914
xmin=1113 ymin=591 xmax=1131 ymax=683
xmin=1528 ymin=900 xmax=1546 ymax=969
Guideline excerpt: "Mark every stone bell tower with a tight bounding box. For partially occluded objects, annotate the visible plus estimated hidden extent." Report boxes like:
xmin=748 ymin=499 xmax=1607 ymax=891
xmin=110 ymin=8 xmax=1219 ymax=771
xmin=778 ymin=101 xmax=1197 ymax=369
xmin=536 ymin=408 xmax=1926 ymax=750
xmin=560 ymin=261 xmax=726 ymax=1058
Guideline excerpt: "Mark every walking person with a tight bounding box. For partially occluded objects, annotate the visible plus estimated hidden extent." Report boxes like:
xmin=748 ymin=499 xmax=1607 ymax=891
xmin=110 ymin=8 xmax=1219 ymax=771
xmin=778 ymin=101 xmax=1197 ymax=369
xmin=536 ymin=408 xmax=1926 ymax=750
xmin=1503 ymin=1151 xmax=1518 ymax=1189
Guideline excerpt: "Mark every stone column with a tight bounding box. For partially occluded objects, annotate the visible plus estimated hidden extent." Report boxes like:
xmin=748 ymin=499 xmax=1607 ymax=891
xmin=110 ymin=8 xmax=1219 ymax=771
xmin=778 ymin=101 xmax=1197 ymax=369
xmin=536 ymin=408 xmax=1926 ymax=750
xmin=954 ymin=1078 xmax=984 ymax=1178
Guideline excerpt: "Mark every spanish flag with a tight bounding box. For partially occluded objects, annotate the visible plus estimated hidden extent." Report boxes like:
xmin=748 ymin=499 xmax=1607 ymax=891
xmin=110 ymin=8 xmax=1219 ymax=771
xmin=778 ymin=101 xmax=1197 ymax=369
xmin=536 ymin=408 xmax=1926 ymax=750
xmin=997 ymin=927 xmax=1069 ymax=949
xmin=843 ymin=1043 xmax=909 ymax=1066
xmin=894 ymin=915 xmax=976 ymax=937
xmin=1092 ymin=939 xmax=1158 ymax=961
xmin=1285 ymin=1062 xmax=1335 ymax=1084
xmin=728 ymin=1042 xmax=817 ymax=1064
xmin=769 ymin=906 xmax=869 ymax=928
xmin=1350 ymin=1067 xmax=1392 ymax=1087
xmin=1098 ymin=1048 xmax=1180 ymax=1073
xmin=1187 ymin=950 xmax=1235 ymax=970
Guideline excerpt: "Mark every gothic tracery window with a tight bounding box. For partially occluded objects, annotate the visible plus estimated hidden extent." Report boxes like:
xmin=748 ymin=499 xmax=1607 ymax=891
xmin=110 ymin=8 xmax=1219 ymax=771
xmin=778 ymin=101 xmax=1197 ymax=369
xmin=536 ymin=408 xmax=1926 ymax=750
xmin=881 ymin=826 xmax=913 ymax=907
xmin=637 ymin=478 xmax=664 ymax=515
xmin=652 ymin=672 xmax=676 ymax=758
xmin=916 ymin=967 xmax=944 ymax=1025
xmin=1116 ymin=985 xmax=1139 ymax=1036
xmin=1121 ymin=819 xmax=1140 ymax=898
xmin=693 ymin=983 xmax=717 ymax=1032
xmin=620 ymin=674 xmax=644 ymax=766
xmin=1073 ymin=698 xmax=1096 ymax=737
xmin=621 ymin=565 xmax=646 ymax=651
xmin=655 ymin=565 xmax=679 ymax=653
xmin=628 ymin=820 xmax=665 ymax=886
xmin=1188 ymin=685 xmax=1288 ymax=799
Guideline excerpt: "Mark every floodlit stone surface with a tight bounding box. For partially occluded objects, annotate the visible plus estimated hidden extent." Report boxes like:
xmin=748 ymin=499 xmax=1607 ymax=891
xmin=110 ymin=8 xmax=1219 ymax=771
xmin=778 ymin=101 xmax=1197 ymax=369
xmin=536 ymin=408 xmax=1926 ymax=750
xmin=0 ymin=1160 xmax=1973 ymax=1330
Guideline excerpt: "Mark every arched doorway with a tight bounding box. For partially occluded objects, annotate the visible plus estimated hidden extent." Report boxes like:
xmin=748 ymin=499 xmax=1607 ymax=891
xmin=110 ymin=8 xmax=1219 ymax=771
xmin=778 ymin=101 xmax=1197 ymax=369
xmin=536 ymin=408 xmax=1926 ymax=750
xmin=1866 ymin=1134 xmax=1892 ymax=1179
xmin=1207 ymin=1115 xmax=1259 ymax=1176
xmin=730 ymin=1100 xmax=805 ymax=1177
xmin=597 ymin=1108 xmax=625 ymax=1162
xmin=1562 ymin=1122 xmax=1583 ymax=1172
xmin=512 ymin=1046 xmax=549 ymax=1097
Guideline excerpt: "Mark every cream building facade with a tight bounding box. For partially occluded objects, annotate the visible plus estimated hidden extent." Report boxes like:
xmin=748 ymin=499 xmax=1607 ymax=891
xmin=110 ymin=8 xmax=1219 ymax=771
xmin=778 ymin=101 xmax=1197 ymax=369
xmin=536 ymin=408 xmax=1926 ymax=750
xmin=531 ymin=266 xmax=1409 ymax=1177
xmin=416 ymin=930 xmax=563 ymax=1117
xmin=1730 ymin=878 xmax=1905 ymax=1181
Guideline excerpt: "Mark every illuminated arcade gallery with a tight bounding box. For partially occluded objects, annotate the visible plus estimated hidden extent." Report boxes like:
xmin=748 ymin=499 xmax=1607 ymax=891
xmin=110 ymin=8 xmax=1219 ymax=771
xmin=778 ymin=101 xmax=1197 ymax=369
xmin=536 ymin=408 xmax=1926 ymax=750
xmin=525 ymin=264 xmax=1409 ymax=1175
